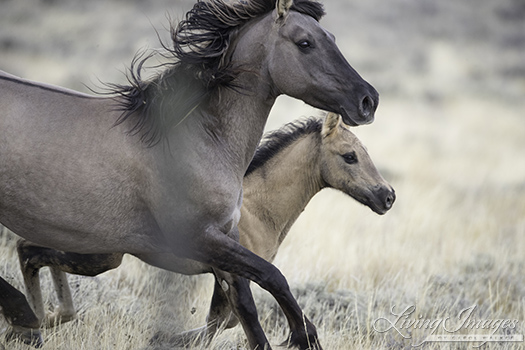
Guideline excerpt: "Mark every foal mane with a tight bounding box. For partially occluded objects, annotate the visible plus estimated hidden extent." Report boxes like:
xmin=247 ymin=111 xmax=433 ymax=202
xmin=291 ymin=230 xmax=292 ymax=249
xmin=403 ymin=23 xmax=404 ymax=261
xmin=107 ymin=0 xmax=325 ymax=145
xmin=246 ymin=117 xmax=322 ymax=176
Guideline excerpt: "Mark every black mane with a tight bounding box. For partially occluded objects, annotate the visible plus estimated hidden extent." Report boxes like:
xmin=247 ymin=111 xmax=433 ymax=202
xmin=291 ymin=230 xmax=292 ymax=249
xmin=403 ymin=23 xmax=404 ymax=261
xmin=245 ymin=117 xmax=322 ymax=176
xmin=107 ymin=0 xmax=325 ymax=145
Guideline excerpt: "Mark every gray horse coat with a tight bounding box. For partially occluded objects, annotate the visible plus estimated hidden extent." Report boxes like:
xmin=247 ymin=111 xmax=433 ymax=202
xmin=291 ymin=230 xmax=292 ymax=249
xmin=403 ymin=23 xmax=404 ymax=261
xmin=0 ymin=0 xmax=379 ymax=349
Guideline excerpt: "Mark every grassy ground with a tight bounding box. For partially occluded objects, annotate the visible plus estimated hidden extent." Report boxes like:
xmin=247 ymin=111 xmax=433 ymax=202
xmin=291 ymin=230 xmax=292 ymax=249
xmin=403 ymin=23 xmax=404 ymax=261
xmin=1 ymin=0 xmax=524 ymax=349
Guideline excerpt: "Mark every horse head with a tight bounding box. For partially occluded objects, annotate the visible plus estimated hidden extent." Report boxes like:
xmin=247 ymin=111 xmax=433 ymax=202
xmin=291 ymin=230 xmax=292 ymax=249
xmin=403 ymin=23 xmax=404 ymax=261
xmin=232 ymin=0 xmax=379 ymax=126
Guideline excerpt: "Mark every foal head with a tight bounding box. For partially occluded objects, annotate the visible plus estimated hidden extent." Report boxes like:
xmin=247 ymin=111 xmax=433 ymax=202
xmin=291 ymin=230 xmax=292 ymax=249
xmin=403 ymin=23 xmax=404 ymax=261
xmin=320 ymin=113 xmax=395 ymax=215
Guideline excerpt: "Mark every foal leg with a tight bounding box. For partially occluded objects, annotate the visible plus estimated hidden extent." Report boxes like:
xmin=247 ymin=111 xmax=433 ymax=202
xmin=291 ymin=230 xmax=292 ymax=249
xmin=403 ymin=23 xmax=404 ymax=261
xmin=187 ymin=226 xmax=321 ymax=350
xmin=165 ymin=277 xmax=238 ymax=347
xmin=211 ymin=269 xmax=268 ymax=348
xmin=135 ymin=252 xmax=245 ymax=347
xmin=0 ymin=277 xmax=43 ymax=347
xmin=17 ymin=239 xmax=123 ymax=327
xmin=205 ymin=276 xmax=239 ymax=337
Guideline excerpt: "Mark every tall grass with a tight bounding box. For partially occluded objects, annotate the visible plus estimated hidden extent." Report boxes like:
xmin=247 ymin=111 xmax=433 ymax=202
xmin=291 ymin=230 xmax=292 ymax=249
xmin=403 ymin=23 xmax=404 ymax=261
xmin=1 ymin=97 xmax=524 ymax=349
xmin=1 ymin=0 xmax=524 ymax=348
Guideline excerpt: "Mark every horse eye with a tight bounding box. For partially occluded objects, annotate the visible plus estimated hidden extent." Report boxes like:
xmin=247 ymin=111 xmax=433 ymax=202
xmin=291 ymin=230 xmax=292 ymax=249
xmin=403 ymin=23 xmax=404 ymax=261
xmin=296 ymin=40 xmax=312 ymax=49
xmin=342 ymin=151 xmax=358 ymax=164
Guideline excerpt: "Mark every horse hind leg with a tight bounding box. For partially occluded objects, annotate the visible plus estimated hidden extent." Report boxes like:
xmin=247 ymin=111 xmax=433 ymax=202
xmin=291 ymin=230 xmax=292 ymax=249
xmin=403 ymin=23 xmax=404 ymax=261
xmin=0 ymin=276 xmax=43 ymax=348
xmin=17 ymin=240 xmax=47 ymax=325
xmin=16 ymin=239 xmax=123 ymax=327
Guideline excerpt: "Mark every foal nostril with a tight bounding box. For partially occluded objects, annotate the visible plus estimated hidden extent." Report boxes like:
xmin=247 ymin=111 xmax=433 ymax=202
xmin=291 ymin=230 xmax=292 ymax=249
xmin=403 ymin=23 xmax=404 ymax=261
xmin=359 ymin=95 xmax=375 ymax=120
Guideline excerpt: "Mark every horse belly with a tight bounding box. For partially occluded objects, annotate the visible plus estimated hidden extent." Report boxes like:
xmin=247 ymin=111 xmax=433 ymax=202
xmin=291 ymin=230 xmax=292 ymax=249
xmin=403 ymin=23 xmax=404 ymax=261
xmin=0 ymin=137 xmax=160 ymax=254
xmin=0 ymin=171 xmax=161 ymax=254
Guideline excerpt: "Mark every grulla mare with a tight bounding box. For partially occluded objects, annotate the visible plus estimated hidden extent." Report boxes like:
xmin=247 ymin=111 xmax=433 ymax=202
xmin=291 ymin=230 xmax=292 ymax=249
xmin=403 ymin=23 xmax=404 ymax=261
xmin=0 ymin=0 xmax=379 ymax=348
xmin=15 ymin=113 xmax=395 ymax=347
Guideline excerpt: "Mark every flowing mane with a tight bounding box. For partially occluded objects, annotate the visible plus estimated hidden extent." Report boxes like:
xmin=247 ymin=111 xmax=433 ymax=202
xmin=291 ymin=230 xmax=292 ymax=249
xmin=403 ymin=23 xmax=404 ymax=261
xmin=107 ymin=0 xmax=325 ymax=145
xmin=246 ymin=117 xmax=323 ymax=176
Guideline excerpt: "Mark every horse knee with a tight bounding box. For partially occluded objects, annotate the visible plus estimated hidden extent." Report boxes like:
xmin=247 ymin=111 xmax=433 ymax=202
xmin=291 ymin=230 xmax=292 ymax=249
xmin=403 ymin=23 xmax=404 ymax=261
xmin=259 ymin=265 xmax=290 ymax=296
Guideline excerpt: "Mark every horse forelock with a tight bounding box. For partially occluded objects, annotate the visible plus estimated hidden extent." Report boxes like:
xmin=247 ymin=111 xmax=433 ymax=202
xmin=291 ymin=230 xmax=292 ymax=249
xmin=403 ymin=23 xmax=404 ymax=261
xmin=108 ymin=0 xmax=325 ymax=146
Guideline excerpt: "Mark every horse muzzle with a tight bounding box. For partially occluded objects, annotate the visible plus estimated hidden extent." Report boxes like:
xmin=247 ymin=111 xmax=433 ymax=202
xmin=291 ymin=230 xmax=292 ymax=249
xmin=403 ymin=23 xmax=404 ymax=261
xmin=370 ymin=185 xmax=395 ymax=215
xmin=340 ymin=89 xmax=379 ymax=127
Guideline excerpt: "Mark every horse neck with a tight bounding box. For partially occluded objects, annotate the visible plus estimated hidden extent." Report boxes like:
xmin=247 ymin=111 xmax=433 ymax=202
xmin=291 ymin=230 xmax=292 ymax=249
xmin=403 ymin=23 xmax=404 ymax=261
xmin=173 ymin=12 xmax=278 ymax=174
xmin=243 ymin=132 xmax=324 ymax=242
xmin=207 ymin=82 xmax=276 ymax=170
xmin=162 ymin=72 xmax=276 ymax=177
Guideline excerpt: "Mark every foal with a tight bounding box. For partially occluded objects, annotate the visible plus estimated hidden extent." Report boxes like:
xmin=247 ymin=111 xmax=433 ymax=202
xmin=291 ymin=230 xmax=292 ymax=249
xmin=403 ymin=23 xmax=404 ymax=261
xmin=15 ymin=113 xmax=394 ymax=345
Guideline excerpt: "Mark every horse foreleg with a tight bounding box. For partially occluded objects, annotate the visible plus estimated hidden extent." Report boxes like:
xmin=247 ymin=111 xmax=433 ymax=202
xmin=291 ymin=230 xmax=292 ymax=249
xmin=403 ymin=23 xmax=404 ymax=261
xmin=0 ymin=276 xmax=43 ymax=348
xmin=16 ymin=239 xmax=123 ymax=327
xmin=188 ymin=226 xmax=321 ymax=350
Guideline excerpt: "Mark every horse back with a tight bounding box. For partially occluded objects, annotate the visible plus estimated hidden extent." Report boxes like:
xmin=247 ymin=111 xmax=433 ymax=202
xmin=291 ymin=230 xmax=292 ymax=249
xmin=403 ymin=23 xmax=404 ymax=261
xmin=0 ymin=71 xmax=160 ymax=254
xmin=0 ymin=70 xmax=98 ymax=99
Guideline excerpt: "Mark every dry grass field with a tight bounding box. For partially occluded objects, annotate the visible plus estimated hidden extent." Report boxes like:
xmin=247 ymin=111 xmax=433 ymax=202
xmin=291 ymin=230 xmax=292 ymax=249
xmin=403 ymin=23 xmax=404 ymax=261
xmin=1 ymin=0 xmax=524 ymax=349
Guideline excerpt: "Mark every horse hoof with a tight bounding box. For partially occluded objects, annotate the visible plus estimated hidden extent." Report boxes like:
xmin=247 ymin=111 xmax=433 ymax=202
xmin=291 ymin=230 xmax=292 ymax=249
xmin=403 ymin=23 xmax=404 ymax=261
xmin=5 ymin=326 xmax=44 ymax=348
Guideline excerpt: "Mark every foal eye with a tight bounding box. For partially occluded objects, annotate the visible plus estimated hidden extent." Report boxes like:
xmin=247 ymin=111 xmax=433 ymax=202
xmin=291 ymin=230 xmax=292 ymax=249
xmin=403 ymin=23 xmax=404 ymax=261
xmin=296 ymin=40 xmax=312 ymax=50
xmin=342 ymin=151 xmax=358 ymax=164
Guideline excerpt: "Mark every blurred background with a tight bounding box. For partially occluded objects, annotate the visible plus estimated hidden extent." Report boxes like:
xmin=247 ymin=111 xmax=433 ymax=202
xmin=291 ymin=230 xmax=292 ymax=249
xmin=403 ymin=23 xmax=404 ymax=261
xmin=1 ymin=0 xmax=524 ymax=349
xmin=1 ymin=0 xmax=524 ymax=107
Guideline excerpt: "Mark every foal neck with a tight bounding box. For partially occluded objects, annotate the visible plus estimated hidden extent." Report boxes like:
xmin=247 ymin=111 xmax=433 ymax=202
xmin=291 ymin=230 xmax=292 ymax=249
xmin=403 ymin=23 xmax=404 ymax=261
xmin=242 ymin=131 xmax=324 ymax=242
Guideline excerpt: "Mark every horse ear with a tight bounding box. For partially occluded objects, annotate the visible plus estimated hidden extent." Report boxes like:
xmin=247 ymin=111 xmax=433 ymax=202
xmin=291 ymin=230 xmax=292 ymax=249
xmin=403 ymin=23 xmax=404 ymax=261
xmin=276 ymin=0 xmax=293 ymax=18
xmin=322 ymin=112 xmax=341 ymax=138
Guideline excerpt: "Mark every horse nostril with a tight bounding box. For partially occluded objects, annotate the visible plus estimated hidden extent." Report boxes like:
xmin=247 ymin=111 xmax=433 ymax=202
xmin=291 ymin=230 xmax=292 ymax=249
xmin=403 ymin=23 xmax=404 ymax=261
xmin=359 ymin=95 xmax=375 ymax=120
xmin=385 ymin=192 xmax=395 ymax=209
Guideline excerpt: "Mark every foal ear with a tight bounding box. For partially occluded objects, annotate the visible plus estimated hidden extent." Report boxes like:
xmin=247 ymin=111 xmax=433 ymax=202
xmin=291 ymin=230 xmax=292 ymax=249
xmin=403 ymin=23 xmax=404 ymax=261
xmin=322 ymin=112 xmax=341 ymax=138
xmin=276 ymin=0 xmax=293 ymax=18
